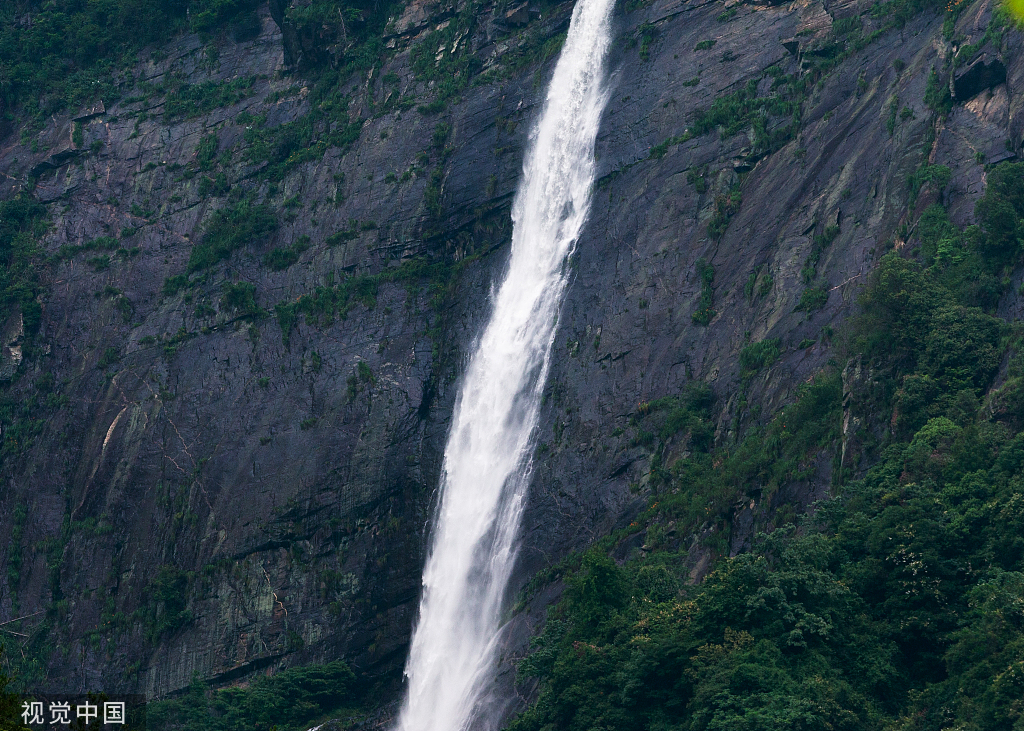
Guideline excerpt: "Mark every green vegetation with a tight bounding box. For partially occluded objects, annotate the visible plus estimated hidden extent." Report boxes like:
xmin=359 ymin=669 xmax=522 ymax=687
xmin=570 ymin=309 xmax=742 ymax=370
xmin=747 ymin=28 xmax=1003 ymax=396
xmin=908 ymin=163 xmax=951 ymax=208
xmin=196 ymin=133 xmax=219 ymax=171
xmin=796 ymin=224 xmax=840 ymax=310
xmin=208 ymin=0 xmax=392 ymax=180
xmin=275 ymin=257 xmax=455 ymax=347
xmin=164 ymin=77 xmax=255 ymax=120
xmin=951 ymin=9 xmax=1009 ymax=70
xmin=86 ymin=254 xmax=110 ymax=271
xmin=0 ymin=197 xmax=57 ymax=483
xmin=0 ymin=196 xmax=47 ymax=342
xmin=281 ymin=0 xmax=399 ymax=66
xmin=6 ymin=5 xmax=1022 ymax=730
xmin=0 ymin=647 xmax=31 ymax=730
xmin=975 ymin=162 xmax=1024 ymax=263
xmin=476 ymin=0 xmax=569 ymax=84
xmin=238 ymin=102 xmax=363 ymax=182
xmin=745 ymin=266 xmax=774 ymax=303
xmin=507 ymin=161 xmax=1024 ymax=731
xmin=147 ymin=662 xmax=359 ymax=731
xmin=744 ymin=268 xmax=760 ymax=302
xmin=647 ymin=65 xmax=803 ymax=157
xmin=138 ymin=565 xmax=193 ymax=644
xmin=686 ymin=167 xmax=707 ymax=194
xmin=690 ymin=72 xmax=797 ymax=151
xmin=53 ymin=235 xmax=118 ymax=261
xmin=160 ymin=326 xmax=197 ymax=358
xmin=6 ymin=503 xmax=27 ymax=606
xmin=707 ymin=186 xmax=741 ymax=240
xmin=651 ymin=0 xmax=966 ymax=164
xmin=796 ymin=285 xmax=828 ymax=311
xmin=510 ymin=351 xmax=1024 ymax=730
xmin=97 ymin=346 xmax=120 ymax=368
xmin=423 ymin=165 xmax=446 ymax=219
xmin=739 ymin=337 xmax=781 ymax=382
xmin=0 ymin=0 xmax=263 ymax=121
xmin=637 ymin=384 xmax=714 ymax=449
xmin=924 ymin=66 xmax=953 ymax=115
xmin=432 ymin=122 xmax=451 ymax=150
xmin=691 ymin=258 xmax=716 ymax=326
xmin=886 ymin=93 xmax=901 ymax=136
xmin=199 ymin=172 xmax=231 ymax=197
xmin=221 ymin=281 xmax=259 ymax=317
xmin=264 ymin=235 xmax=311 ymax=271
xmin=188 ymin=199 xmax=277 ymax=271
xmin=405 ymin=0 xmax=571 ymax=113
xmin=636 ymin=22 xmax=657 ymax=61
xmin=189 ymin=0 xmax=262 ymax=36
xmin=326 ymin=220 xmax=362 ymax=246
xmin=163 ymin=274 xmax=191 ymax=297
xmin=0 ymin=0 xmax=394 ymax=180
xmin=0 ymin=379 xmax=67 ymax=478
xmin=284 ymin=201 xmax=507 ymax=356
xmin=409 ymin=6 xmax=483 ymax=113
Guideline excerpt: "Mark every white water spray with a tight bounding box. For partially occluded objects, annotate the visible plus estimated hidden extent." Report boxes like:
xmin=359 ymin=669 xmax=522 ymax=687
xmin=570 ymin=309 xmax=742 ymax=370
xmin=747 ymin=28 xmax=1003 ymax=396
xmin=395 ymin=1 xmax=615 ymax=729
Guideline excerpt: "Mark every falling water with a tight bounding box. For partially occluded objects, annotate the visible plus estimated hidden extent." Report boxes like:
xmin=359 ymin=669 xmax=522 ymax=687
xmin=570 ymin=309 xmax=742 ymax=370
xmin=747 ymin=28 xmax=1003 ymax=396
xmin=394 ymin=0 xmax=615 ymax=728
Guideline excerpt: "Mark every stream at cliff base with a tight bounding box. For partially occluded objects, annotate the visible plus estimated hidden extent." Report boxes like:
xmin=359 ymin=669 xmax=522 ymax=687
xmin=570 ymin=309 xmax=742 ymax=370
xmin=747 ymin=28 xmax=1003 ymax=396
xmin=393 ymin=0 xmax=616 ymax=728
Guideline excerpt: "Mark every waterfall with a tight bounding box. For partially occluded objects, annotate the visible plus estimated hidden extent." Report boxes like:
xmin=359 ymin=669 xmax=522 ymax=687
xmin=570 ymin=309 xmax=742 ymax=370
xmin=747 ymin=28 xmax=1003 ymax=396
xmin=394 ymin=0 xmax=615 ymax=728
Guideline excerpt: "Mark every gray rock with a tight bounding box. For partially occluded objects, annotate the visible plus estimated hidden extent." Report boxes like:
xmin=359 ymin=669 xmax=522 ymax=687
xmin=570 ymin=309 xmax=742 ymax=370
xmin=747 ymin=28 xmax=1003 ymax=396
xmin=954 ymin=49 xmax=1007 ymax=101
xmin=0 ymin=309 xmax=23 ymax=382
xmin=0 ymin=0 xmax=1020 ymax=724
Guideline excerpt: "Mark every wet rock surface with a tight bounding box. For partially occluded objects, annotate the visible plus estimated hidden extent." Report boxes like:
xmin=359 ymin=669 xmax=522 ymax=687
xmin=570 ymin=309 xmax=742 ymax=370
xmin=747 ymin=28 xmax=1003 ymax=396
xmin=0 ymin=0 xmax=1021 ymax=722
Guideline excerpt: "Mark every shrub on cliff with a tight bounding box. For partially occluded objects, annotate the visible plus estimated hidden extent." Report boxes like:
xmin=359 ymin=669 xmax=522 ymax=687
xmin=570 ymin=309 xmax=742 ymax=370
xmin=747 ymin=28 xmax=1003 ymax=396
xmin=508 ymin=161 xmax=1024 ymax=731
xmin=0 ymin=647 xmax=31 ymax=730
xmin=0 ymin=196 xmax=47 ymax=336
xmin=146 ymin=661 xmax=358 ymax=731
xmin=188 ymin=199 xmax=277 ymax=272
xmin=0 ymin=0 xmax=269 ymax=117
xmin=975 ymin=161 xmax=1024 ymax=261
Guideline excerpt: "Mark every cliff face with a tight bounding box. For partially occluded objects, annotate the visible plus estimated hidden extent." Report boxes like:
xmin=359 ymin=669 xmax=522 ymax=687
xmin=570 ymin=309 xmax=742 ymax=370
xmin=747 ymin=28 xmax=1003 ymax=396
xmin=0 ymin=0 xmax=1020 ymax=717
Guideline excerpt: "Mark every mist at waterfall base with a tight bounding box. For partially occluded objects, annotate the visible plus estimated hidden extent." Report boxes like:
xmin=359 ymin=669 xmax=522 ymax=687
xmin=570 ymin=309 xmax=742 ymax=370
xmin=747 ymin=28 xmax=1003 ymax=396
xmin=392 ymin=0 xmax=615 ymax=729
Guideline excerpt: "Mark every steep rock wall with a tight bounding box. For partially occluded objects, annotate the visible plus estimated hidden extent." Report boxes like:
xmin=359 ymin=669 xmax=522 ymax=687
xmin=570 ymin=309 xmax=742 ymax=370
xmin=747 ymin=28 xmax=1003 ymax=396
xmin=0 ymin=0 xmax=1020 ymax=718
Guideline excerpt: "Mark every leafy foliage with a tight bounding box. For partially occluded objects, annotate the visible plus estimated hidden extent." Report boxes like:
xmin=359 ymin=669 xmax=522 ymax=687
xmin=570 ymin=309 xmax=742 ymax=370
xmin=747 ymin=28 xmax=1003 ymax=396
xmin=274 ymin=254 xmax=478 ymax=347
xmin=188 ymin=199 xmax=277 ymax=272
xmin=408 ymin=4 xmax=483 ymax=113
xmin=508 ymin=162 xmax=1024 ymax=731
xmin=691 ymin=258 xmax=716 ymax=325
xmin=164 ymin=77 xmax=255 ymax=120
xmin=0 ymin=646 xmax=31 ymax=731
xmin=146 ymin=661 xmax=358 ymax=731
xmin=239 ymin=99 xmax=363 ymax=182
xmin=0 ymin=196 xmax=47 ymax=337
xmin=650 ymin=67 xmax=805 ymax=160
xmin=739 ymin=338 xmax=781 ymax=381
xmin=796 ymin=285 xmax=828 ymax=311
xmin=264 ymin=236 xmax=311 ymax=271
xmin=0 ymin=197 xmax=55 ymax=478
xmin=975 ymin=161 xmax=1024 ymax=261
xmin=221 ymin=281 xmax=259 ymax=317
xmin=511 ymin=362 xmax=1024 ymax=730
xmin=707 ymin=187 xmax=741 ymax=241
xmin=139 ymin=565 xmax=194 ymax=643
xmin=0 ymin=0 xmax=263 ymax=119
xmin=801 ymin=225 xmax=840 ymax=284
xmin=924 ymin=67 xmax=952 ymax=115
